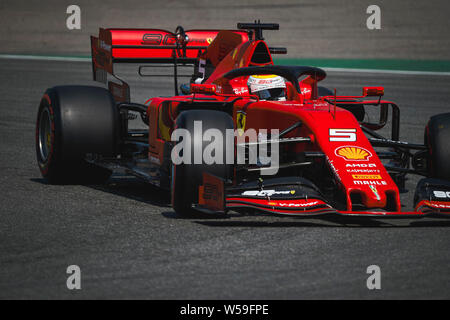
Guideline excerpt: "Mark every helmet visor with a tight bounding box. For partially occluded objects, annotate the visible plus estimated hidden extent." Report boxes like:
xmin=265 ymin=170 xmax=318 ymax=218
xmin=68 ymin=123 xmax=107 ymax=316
xmin=255 ymin=88 xmax=286 ymax=101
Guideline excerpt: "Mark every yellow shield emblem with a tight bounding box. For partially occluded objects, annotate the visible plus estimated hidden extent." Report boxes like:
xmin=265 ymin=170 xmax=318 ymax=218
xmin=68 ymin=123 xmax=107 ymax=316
xmin=236 ymin=112 xmax=246 ymax=136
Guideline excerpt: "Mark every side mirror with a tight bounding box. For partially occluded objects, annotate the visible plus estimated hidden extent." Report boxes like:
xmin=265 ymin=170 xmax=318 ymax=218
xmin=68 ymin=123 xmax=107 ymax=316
xmin=190 ymin=84 xmax=217 ymax=94
xmin=363 ymin=86 xmax=384 ymax=97
xmin=361 ymin=103 xmax=389 ymax=130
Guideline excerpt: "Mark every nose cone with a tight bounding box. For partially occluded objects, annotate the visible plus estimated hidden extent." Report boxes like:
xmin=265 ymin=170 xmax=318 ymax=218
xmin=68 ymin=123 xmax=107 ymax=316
xmin=363 ymin=186 xmax=387 ymax=208
xmin=349 ymin=186 xmax=387 ymax=210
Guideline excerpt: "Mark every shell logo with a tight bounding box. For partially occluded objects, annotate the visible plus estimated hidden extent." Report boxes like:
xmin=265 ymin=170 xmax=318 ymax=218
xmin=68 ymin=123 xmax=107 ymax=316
xmin=335 ymin=146 xmax=372 ymax=161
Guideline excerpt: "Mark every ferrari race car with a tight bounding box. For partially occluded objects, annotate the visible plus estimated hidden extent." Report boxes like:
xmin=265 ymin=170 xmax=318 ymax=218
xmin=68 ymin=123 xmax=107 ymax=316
xmin=36 ymin=22 xmax=450 ymax=218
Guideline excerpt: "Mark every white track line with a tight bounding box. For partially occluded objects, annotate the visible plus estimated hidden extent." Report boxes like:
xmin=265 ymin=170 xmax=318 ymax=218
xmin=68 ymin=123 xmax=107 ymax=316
xmin=322 ymin=67 xmax=450 ymax=76
xmin=1 ymin=54 xmax=450 ymax=76
xmin=0 ymin=54 xmax=90 ymax=62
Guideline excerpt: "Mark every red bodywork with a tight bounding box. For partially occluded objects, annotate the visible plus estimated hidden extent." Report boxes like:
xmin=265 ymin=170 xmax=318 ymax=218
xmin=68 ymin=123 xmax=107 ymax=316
xmin=91 ymin=26 xmax=442 ymax=218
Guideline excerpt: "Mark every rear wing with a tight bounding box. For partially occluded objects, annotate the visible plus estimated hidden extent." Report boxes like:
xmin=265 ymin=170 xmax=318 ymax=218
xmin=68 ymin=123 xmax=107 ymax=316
xmin=90 ymin=27 xmax=249 ymax=101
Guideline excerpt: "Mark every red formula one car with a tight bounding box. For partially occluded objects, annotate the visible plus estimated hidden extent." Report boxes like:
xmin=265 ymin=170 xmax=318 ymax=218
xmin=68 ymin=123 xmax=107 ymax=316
xmin=36 ymin=22 xmax=450 ymax=218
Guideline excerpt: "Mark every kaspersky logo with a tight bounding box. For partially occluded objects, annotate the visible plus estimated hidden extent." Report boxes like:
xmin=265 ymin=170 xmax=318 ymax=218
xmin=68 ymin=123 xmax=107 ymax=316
xmin=335 ymin=146 xmax=373 ymax=161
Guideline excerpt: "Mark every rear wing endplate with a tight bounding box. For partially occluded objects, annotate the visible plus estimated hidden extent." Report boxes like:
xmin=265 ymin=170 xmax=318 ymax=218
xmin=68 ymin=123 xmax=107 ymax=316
xmin=90 ymin=27 xmax=249 ymax=100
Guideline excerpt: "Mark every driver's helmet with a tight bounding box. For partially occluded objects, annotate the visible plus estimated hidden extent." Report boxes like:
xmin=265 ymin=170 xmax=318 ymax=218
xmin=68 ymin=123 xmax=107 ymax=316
xmin=247 ymin=74 xmax=286 ymax=101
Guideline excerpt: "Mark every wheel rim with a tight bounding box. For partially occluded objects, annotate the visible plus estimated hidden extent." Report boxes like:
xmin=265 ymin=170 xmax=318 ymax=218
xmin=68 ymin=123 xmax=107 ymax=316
xmin=38 ymin=108 xmax=52 ymax=161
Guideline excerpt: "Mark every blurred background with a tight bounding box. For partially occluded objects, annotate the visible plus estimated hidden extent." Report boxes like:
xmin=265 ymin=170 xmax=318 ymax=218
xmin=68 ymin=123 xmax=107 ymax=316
xmin=1 ymin=0 xmax=450 ymax=60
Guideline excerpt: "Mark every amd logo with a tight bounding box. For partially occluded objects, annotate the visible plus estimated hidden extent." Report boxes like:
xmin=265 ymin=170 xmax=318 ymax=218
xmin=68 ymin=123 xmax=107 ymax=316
xmin=346 ymin=163 xmax=377 ymax=168
xmin=433 ymin=191 xmax=450 ymax=199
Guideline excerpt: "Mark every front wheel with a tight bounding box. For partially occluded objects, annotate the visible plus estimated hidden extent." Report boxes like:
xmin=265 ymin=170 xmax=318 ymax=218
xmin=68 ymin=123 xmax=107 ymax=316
xmin=425 ymin=112 xmax=450 ymax=180
xmin=171 ymin=110 xmax=234 ymax=217
xmin=36 ymin=86 xmax=119 ymax=184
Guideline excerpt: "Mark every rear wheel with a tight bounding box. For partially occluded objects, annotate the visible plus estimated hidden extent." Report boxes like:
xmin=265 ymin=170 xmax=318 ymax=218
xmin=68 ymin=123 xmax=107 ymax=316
xmin=171 ymin=110 xmax=234 ymax=217
xmin=36 ymin=86 xmax=119 ymax=184
xmin=425 ymin=112 xmax=450 ymax=180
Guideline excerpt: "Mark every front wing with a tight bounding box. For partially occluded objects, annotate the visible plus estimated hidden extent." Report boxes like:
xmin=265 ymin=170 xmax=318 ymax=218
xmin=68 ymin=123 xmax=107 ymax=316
xmin=197 ymin=173 xmax=450 ymax=218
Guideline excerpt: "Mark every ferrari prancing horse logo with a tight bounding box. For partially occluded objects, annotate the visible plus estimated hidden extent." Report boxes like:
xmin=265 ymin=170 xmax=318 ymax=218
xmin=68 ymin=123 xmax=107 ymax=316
xmin=236 ymin=111 xmax=246 ymax=136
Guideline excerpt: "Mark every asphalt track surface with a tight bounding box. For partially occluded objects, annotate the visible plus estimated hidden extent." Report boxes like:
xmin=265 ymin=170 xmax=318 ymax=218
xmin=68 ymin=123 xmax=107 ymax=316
xmin=1 ymin=58 xmax=450 ymax=299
